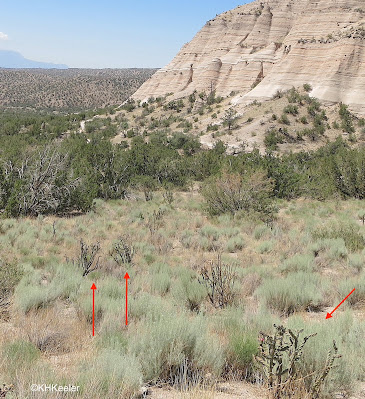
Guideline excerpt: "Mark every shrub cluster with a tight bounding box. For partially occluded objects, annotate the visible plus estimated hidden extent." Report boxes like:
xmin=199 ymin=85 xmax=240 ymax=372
xmin=2 ymin=106 xmax=365 ymax=218
xmin=201 ymin=170 xmax=276 ymax=223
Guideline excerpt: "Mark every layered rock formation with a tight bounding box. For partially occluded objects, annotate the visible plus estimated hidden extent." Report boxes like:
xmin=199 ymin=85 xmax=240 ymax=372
xmin=132 ymin=0 xmax=365 ymax=115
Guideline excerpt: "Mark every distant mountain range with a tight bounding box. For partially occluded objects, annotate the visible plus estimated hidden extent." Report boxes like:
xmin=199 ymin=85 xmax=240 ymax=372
xmin=0 ymin=50 xmax=68 ymax=69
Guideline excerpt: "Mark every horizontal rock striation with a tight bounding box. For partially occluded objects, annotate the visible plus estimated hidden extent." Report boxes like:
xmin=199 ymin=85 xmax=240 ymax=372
xmin=132 ymin=0 xmax=365 ymax=114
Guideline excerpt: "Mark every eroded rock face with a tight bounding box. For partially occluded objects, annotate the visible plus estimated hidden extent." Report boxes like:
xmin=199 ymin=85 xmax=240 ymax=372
xmin=132 ymin=0 xmax=365 ymax=115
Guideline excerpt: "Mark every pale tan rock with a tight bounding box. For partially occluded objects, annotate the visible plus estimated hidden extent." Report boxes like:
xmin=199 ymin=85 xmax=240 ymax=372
xmin=132 ymin=0 xmax=365 ymax=115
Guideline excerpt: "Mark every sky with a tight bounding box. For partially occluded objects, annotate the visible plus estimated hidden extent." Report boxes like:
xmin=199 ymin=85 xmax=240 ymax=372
xmin=0 ymin=0 xmax=251 ymax=69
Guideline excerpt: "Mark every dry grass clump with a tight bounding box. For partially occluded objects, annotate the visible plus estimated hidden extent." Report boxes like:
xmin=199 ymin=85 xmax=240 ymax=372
xmin=16 ymin=307 xmax=87 ymax=355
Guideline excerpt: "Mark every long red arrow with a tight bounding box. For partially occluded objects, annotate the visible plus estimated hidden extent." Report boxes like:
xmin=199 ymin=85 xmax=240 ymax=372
xmin=124 ymin=273 xmax=130 ymax=326
xmin=326 ymin=288 xmax=355 ymax=319
xmin=91 ymin=283 xmax=97 ymax=335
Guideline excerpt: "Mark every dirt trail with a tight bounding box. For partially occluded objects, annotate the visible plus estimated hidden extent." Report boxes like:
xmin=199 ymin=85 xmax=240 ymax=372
xmin=149 ymin=382 xmax=266 ymax=399
xmin=148 ymin=380 xmax=365 ymax=399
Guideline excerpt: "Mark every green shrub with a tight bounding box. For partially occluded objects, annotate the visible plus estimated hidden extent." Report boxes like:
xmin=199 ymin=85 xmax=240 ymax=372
xmin=280 ymin=254 xmax=315 ymax=274
xmin=3 ymin=340 xmax=40 ymax=375
xmin=333 ymin=147 xmax=365 ymax=199
xmin=0 ymin=261 xmax=23 ymax=300
xmin=129 ymin=313 xmax=224 ymax=383
xmin=130 ymin=292 xmax=171 ymax=322
xmin=287 ymin=87 xmax=302 ymax=103
xmin=300 ymin=116 xmax=308 ymax=124
xmin=310 ymin=238 xmax=348 ymax=260
xmin=307 ymin=99 xmax=321 ymax=116
xmin=332 ymin=121 xmax=340 ymax=129
xmin=283 ymin=104 xmax=299 ymax=116
xmin=287 ymin=313 xmax=359 ymax=395
xmin=348 ymin=253 xmax=364 ymax=272
xmin=122 ymin=99 xmax=136 ymax=112
xmin=200 ymin=224 xmax=221 ymax=240
xmin=226 ymin=236 xmax=245 ymax=252
xmin=312 ymin=222 xmax=365 ymax=252
xmin=339 ymin=103 xmax=355 ymax=133
xmin=14 ymin=264 xmax=52 ymax=312
xmin=253 ymin=224 xmax=270 ymax=239
xmin=279 ymin=114 xmax=290 ymax=125
xmin=75 ymin=275 xmax=128 ymax=328
xmin=172 ymin=267 xmax=207 ymax=311
xmin=197 ymin=236 xmax=217 ymax=251
xmin=98 ymin=276 xmax=124 ymax=301
xmin=221 ymin=226 xmax=241 ymax=238
xmin=257 ymin=272 xmax=325 ymax=315
xmin=85 ymin=349 xmax=142 ymax=398
xmin=97 ymin=328 xmax=128 ymax=350
xmin=151 ymin=266 xmax=171 ymax=296
xmin=338 ymin=274 xmax=365 ymax=306
xmin=257 ymin=240 xmax=275 ymax=254
xmin=206 ymin=123 xmax=219 ymax=132
xmin=49 ymin=264 xmax=83 ymax=299
xmin=134 ymin=241 xmax=156 ymax=258
xmin=163 ymin=99 xmax=184 ymax=112
xmin=303 ymin=83 xmax=312 ymax=92
xmin=256 ymin=324 xmax=340 ymax=398
xmin=202 ymin=171 xmax=276 ymax=223
xmin=264 ymin=129 xmax=283 ymax=151
xmin=180 ymin=229 xmax=196 ymax=249
xmin=227 ymin=332 xmax=258 ymax=374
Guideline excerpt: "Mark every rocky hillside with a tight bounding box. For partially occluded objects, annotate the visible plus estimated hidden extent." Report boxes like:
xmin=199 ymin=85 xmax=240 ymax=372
xmin=133 ymin=0 xmax=365 ymax=115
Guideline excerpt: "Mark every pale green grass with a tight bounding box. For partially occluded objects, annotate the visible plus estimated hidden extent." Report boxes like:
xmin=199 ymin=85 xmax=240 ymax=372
xmin=256 ymin=272 xmax=327 ymax=315
xmin=2 ymin=196 xmax=365 ymax=399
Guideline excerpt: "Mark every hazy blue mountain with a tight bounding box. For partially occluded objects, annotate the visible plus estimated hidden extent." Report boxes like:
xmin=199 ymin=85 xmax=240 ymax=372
xmin=0 ymin=50 xmax=68 ymax=69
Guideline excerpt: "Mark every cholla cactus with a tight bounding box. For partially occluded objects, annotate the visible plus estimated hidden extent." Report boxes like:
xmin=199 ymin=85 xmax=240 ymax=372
xmin=311 ymin=341 xmax=341 ymax=399
xmin=255 ymin=325 xmax=340 ymax=399
xmin=199 ymin=253 xmax=236 ymax=309
xmin=0 ymin=384 xmax=14 ymax=398
xmin=146 ymin=208 xmax=165 ymax=235
xmin=112 ymin=235 xmax=134 ymax=265
xmin=66 ymin=239 xmax=101 ymax=277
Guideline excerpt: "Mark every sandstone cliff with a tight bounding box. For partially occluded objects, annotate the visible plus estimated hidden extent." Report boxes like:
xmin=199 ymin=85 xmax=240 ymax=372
xmin=132 ymin=0 xmax=365 ymax=115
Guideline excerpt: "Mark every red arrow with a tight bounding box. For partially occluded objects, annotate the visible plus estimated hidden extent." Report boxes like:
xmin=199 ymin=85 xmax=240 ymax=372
xmin=326 ymin=288 xmax=355 ymax=319
xmin=124 ymin=273 xmax=130 ymax=326
xmin=91 ymin=283 xmax=97 ymax=336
